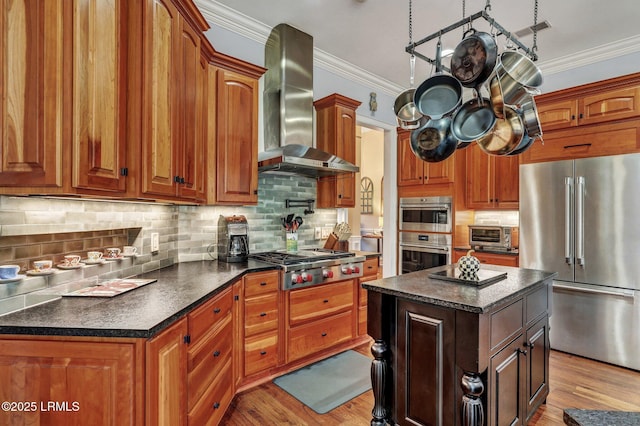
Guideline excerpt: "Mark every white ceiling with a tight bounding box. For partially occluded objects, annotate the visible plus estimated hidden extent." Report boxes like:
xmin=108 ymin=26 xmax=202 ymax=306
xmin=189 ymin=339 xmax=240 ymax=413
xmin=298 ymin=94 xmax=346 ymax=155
xmin=199 ymin=0 xmax=640 ymax=93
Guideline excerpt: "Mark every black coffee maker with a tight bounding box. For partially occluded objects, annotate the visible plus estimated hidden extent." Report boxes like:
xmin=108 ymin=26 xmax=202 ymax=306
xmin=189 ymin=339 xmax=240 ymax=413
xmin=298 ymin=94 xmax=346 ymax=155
xmin=217 ymin=215 xmax=249 ymax=262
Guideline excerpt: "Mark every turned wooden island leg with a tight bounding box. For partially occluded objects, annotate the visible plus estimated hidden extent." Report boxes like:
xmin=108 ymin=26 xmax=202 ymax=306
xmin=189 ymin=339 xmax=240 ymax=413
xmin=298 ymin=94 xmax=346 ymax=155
xmin=370 ymin=339 xmax=388 ymax=426
xmin=461 ymin=372 xmax=485 ymax=426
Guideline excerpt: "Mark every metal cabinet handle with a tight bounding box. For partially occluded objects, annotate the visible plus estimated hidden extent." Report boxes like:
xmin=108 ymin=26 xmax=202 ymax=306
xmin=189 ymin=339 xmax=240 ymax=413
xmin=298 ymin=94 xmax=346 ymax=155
xmin=213 ymin=350 xmax=220 ymax=357
xmin=517 ymin=348 xmax=527 ymax=355
xmin=321 ymin=332 xmax=327 ymax=337
xmin=213 ymin=308 xmax=221 ymax=314
xmin=213 ymin=402 xmax=220 ymax=409
xmin=576 ymin=176 xmax=585 ymax=266
xmin=564 ymin=176 xmax=573 ymax=264
xmin=260 ymin=351 xmax=267 ymax=355
xmin=323 ymin=299 xmax=329 ymax=303
xmin=260 ymin=312 xmax=267 ymax=317
xmin=260 ymin=281 xmax=267 ymax=286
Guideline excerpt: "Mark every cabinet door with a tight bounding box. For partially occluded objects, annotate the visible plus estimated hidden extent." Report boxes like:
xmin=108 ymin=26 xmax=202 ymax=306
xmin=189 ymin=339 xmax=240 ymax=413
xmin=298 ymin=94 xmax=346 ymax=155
xmin=425 ymin=154 xmax=455 ymax=185
xmin=396 ymin=299 xmax=456 ymax=426
xmin=579 ymin=85 xmax=640 ymax=126
xmin=397 ymin=130 xmax=424 ymax=186
xmin=0 ymin=0 xmax=64 ymax=188
xmin=0 ymin=338 xmax=141 ymax=425
xmin=72 ymin=0 xmax=128 ymax=193
xmin=474 ymin=251 xmax=519 ymax=267
xmin=141 ymin=0 xmax=179 ymax=198
xmin=335 ymin=105 xmax=357 ymax=207
xmin=538 ymin=99 xmax=578 ymax=131
xmin=489 ymin=337 xmax=525 ymax=426
xmin=524 ymin=316 xmax=549 ymax=420
xmin=466 ymin=143 xmax=494 ymax=208
xmin=175 ymin=19 xmax=203 ymax=200
xmin=493 ymin=155 xmax=519 ymax=208
xmin=214 ymin=68 xmax=259 ymax=204
xmin=146 ymin=318 xmax=188 ymax=426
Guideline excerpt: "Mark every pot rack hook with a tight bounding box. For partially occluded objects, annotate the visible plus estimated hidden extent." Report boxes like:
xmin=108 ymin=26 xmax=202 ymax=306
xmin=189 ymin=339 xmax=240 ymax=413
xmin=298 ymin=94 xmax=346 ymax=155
xmin=484 ymin=0 xmax=492 ymax=12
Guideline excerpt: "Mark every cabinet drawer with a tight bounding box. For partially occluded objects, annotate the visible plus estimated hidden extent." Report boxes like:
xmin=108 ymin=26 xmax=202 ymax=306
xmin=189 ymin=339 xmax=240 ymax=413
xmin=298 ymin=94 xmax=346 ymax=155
xmin=244 ymin=330 xmax=279 ymax=377
xmin=490 ymin=299 xmax=524 ymax=352
xmin=288 ymin=280 xmax=354 ymax=326
xmin=188 ymin=357 xmax=233 ymax=426
xmin=525 ymin=284 xmax=549 ymax=325
xmin=244 ymin=293 xmax=278 ymax=337
xmin=287 ymin=310 xmax=354 ymax=363
xmin=187 ymin=313 xmax=232 ymax=410
xmin=363 ymin=257 xmax=379 ymax=277
xmin=244 ymin=270 xmax=279 ymax=297
xmin=188 ymin=287 xmax=233 ymax=344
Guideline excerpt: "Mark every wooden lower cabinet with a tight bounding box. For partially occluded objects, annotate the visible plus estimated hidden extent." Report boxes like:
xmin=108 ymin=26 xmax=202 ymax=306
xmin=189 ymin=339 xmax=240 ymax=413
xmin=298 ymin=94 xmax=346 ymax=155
xmin=358 ymin=257 xmax=379 ymax=337
xmin=453 ymin=250 xmax=519 ymax=267
xmin=287 ymin=310 xmax=354 ymax=363
xmin=0 ymin=336 xmax=143 ymax=426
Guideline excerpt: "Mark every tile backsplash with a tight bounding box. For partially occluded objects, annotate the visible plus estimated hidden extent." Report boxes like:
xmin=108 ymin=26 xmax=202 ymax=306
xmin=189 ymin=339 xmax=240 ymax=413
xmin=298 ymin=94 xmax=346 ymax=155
xmin=0 ymin=174 xmax=337 ymax=312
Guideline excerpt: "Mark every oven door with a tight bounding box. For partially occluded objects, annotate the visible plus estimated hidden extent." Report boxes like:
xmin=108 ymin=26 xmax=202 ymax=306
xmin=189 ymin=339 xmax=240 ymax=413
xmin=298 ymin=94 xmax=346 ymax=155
xmin=399 ymin=198 xmax=452 ymax=233
xmin=399 ymin=244 xmax=451 ymax=274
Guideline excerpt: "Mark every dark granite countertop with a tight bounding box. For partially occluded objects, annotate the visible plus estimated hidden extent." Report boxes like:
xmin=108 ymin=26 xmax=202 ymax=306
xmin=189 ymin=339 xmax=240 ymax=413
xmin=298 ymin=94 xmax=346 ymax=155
xmin=564 ymin=409 xmax=640 ymax=425
xmin=454 ymin=246 xmax=519 ymax=256
xmin=0 ymin=260 xmax=278 ymax=339
xmin=362 ymin=264 xmax=556 ymax=314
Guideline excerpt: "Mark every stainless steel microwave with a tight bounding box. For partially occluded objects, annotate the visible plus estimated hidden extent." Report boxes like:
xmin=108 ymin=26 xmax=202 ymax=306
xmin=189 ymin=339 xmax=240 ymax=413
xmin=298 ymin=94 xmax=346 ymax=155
xmin=399 ymin=197 xmax=452 ymax=233
xmin=468 ymin=225 xmax=517 ymax=250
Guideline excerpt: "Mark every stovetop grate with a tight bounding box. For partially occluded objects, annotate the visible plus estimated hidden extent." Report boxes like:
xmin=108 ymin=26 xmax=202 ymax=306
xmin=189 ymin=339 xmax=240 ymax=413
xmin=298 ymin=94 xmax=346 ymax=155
xmin=250 ymin=249 xmax=354 ymax=265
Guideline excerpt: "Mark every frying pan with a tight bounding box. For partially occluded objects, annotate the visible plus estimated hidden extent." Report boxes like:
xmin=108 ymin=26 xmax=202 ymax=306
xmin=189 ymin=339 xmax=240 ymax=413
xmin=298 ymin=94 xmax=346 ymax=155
xmin=410 ymin=117 xmax=458 ymax=163
xmin=413 ymin=40 xmax=462 ymax=120
xmin=450 ymin=92 xmax=496 ymax=144
xmin=476 ymin=105 xmax=524 ymax=156
xmin=450 ymin=29 xmax=498 ymax=89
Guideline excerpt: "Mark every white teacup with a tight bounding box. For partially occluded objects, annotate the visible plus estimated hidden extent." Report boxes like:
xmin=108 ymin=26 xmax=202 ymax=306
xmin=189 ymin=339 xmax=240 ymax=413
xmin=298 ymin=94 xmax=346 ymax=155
xmin=105 ymin=248 xmax=121 ymax=259
xmin=87 ymin=251 xmax=103 ymax=261
xmin=64 ymin=255 xmax=81 ymax=266
xmin=0 ymin=265 xmax=20 ymax=279
xmin=33 ymin=260 xmax=53 ymax=271
xmin=123 ymin=246 xmax=137 ymax=256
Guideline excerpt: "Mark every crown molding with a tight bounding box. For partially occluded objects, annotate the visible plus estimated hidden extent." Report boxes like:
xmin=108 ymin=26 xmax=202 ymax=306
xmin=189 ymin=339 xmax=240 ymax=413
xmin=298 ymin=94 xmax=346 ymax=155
xmin=195 ymin=0 xmax=639 ymax=92
xmin=537 ymin=34 xmax=640 ymax=75
xmin=194 ymin=0 xmax=403 ymax=96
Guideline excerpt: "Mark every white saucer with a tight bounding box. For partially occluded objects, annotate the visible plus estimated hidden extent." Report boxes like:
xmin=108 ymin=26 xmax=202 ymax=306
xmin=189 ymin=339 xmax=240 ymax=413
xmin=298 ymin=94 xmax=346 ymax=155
xmin=104 ymin=256 xmax=124 ymax=261
xmin=26 ymin=269 xmax=56 ymax=276
xmin=0 ymin=275 xmax=25 ymax=284
xmin=56 ymin=263 xmax=85 ymax=270
xmin=83 ymin=259 xmax=107 ymax=265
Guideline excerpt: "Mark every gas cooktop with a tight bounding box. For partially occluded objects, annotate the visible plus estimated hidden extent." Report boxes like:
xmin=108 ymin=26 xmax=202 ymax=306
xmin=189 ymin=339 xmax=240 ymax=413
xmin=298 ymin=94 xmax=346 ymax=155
xmin=250 ymin=248 xmax=355 ymax=265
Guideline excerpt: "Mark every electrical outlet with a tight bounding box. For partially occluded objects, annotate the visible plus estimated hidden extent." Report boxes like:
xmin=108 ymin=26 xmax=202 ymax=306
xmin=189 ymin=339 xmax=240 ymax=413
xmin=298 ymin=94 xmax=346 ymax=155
xmin=151 ymin=233 xmax=159 ymax=253
xmin=314 ymin=227 xmax=322 ymax=240
xmin=321 ymin=227 xmax=332 ymax=239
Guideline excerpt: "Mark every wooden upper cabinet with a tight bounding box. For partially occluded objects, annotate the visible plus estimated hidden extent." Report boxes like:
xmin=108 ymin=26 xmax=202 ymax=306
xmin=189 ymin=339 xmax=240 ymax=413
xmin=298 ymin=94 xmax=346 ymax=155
xmin=72 ymin=0 xmax=128 ymax=194
xmin=315 ymin=94 xmax=361 ymax=208
xmin=0 ymin=0 xmax=64 ymax=189
xmin=397 ymin=128 xmax=455 ymax=188
xmin=141 ymin=0 xmax=180 ymax=198
xmin=466 ymin=142 xmax=519 ymax=209
xmin=208 ymin=52 xmax=265 ymax=205
xmin=538 ymin=73 xmax=640 ymax=132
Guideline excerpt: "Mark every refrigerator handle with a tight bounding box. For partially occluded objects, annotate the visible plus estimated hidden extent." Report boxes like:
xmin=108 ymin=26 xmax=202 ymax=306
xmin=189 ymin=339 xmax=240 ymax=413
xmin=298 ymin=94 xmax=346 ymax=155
xmin=576 ymin=176 xmax=585 ymax=265
xmin=564 ymin=177 xmax=573 ymax=265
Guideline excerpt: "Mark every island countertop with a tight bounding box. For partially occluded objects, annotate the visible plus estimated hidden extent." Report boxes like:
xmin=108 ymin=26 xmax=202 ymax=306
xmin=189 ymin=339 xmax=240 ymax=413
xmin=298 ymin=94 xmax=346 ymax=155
xmin=0 ymin=260 xmax=278 ymax=339
xmin=362 ymin=264 xmax=556 ymax=314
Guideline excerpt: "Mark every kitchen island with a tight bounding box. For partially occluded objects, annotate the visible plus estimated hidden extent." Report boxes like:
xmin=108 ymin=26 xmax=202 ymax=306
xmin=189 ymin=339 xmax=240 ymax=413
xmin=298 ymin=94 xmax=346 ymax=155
xmin=362 ymin=264 xmax=556 ymax=426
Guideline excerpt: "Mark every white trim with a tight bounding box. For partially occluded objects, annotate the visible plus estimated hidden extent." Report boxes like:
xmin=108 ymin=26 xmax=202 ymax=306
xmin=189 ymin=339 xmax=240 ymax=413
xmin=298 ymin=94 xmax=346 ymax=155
xmin=537 ymin=34 xmax=640 ymax=75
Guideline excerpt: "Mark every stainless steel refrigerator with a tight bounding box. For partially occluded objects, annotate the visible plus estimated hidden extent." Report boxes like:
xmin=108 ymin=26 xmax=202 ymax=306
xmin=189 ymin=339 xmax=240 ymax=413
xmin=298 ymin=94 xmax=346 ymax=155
xmin=520 ymin=153 xmax=640 ymax=371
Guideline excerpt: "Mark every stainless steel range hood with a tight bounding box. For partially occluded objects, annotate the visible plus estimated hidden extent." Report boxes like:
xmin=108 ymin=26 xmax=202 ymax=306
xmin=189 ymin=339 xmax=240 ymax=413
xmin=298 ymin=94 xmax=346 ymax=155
xmin=259 ymin=23 xmax=359 ymax=177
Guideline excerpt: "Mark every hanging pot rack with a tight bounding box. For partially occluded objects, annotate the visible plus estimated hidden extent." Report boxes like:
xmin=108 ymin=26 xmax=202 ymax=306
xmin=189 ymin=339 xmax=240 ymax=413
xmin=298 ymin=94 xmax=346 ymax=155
xmin=406 ymin=2 xmax=539 ymax=68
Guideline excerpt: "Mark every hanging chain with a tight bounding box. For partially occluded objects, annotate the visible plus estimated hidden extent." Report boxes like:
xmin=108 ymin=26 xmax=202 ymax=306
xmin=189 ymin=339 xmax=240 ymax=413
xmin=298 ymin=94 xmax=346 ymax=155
xmin=408 ymin=0 xmax=413 ymax=51
xmin=532 ymin=0 xmax=539 ymax=53
xmin=462 ymin=0 xmax=465 ymax=19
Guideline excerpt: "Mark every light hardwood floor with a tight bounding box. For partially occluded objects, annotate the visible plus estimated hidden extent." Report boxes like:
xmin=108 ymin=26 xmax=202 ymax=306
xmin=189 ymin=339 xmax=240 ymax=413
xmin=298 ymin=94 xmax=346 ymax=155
xmin=221 ymin=342 xmax=640 ymax=425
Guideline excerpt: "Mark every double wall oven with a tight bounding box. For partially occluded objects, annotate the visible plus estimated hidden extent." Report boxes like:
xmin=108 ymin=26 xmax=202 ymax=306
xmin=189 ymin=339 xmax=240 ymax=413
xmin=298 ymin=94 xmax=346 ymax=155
xmin=399 ymin=197 xmax=452 ymax=274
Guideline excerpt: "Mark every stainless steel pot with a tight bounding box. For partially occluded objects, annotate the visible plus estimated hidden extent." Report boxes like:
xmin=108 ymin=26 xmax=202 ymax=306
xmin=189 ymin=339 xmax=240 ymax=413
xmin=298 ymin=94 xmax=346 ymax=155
xmin=410 ymin=117 xmax=458 ymax=163
xmin=450 ymin=94 xmax=496 ymax=143
xmin=450 ymin=30 xmax=498 ymax=88
xmin=394 ymin=55 xmax=423 ymax=129
xmin=476 ymin=105 xmax=524 ymax=156
xmin=413 ymin=40 xmax=462 ymax=119
xmin=519 ymin=96 xmax=543 ymax=139
xmin=492 ymin=50 xmax=543 ymax=107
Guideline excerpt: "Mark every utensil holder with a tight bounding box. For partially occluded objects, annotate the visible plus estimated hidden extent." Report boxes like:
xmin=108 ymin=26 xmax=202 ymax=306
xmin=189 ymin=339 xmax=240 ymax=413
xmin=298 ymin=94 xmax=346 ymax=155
xmin=286 ymin=232 xmax=298 ymax=252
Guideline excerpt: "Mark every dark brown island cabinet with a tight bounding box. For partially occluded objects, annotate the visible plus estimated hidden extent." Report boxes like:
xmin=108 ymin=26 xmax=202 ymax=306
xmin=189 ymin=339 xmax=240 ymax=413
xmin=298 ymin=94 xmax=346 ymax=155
xmin=363 ymin=265 xmax=556 ymax=426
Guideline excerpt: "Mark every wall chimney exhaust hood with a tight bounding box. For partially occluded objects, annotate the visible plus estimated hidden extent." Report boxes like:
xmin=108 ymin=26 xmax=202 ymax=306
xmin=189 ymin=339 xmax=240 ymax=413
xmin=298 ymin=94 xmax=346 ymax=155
xmin=259 ymin=23 xmax=359 ymax=178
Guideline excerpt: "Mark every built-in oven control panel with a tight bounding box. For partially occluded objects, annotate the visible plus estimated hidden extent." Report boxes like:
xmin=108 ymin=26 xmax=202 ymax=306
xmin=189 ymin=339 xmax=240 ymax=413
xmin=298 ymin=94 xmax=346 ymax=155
xmin=284 ymin=261 xmax=364 ymax=290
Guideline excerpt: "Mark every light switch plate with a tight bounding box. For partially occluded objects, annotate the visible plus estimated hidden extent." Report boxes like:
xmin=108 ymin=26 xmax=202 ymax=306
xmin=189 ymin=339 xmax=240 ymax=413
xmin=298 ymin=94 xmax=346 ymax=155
xmin=151 ymin=233 xmax=159 ymax=253
xmin=314 ymin=227 xmax=322 ymax=239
